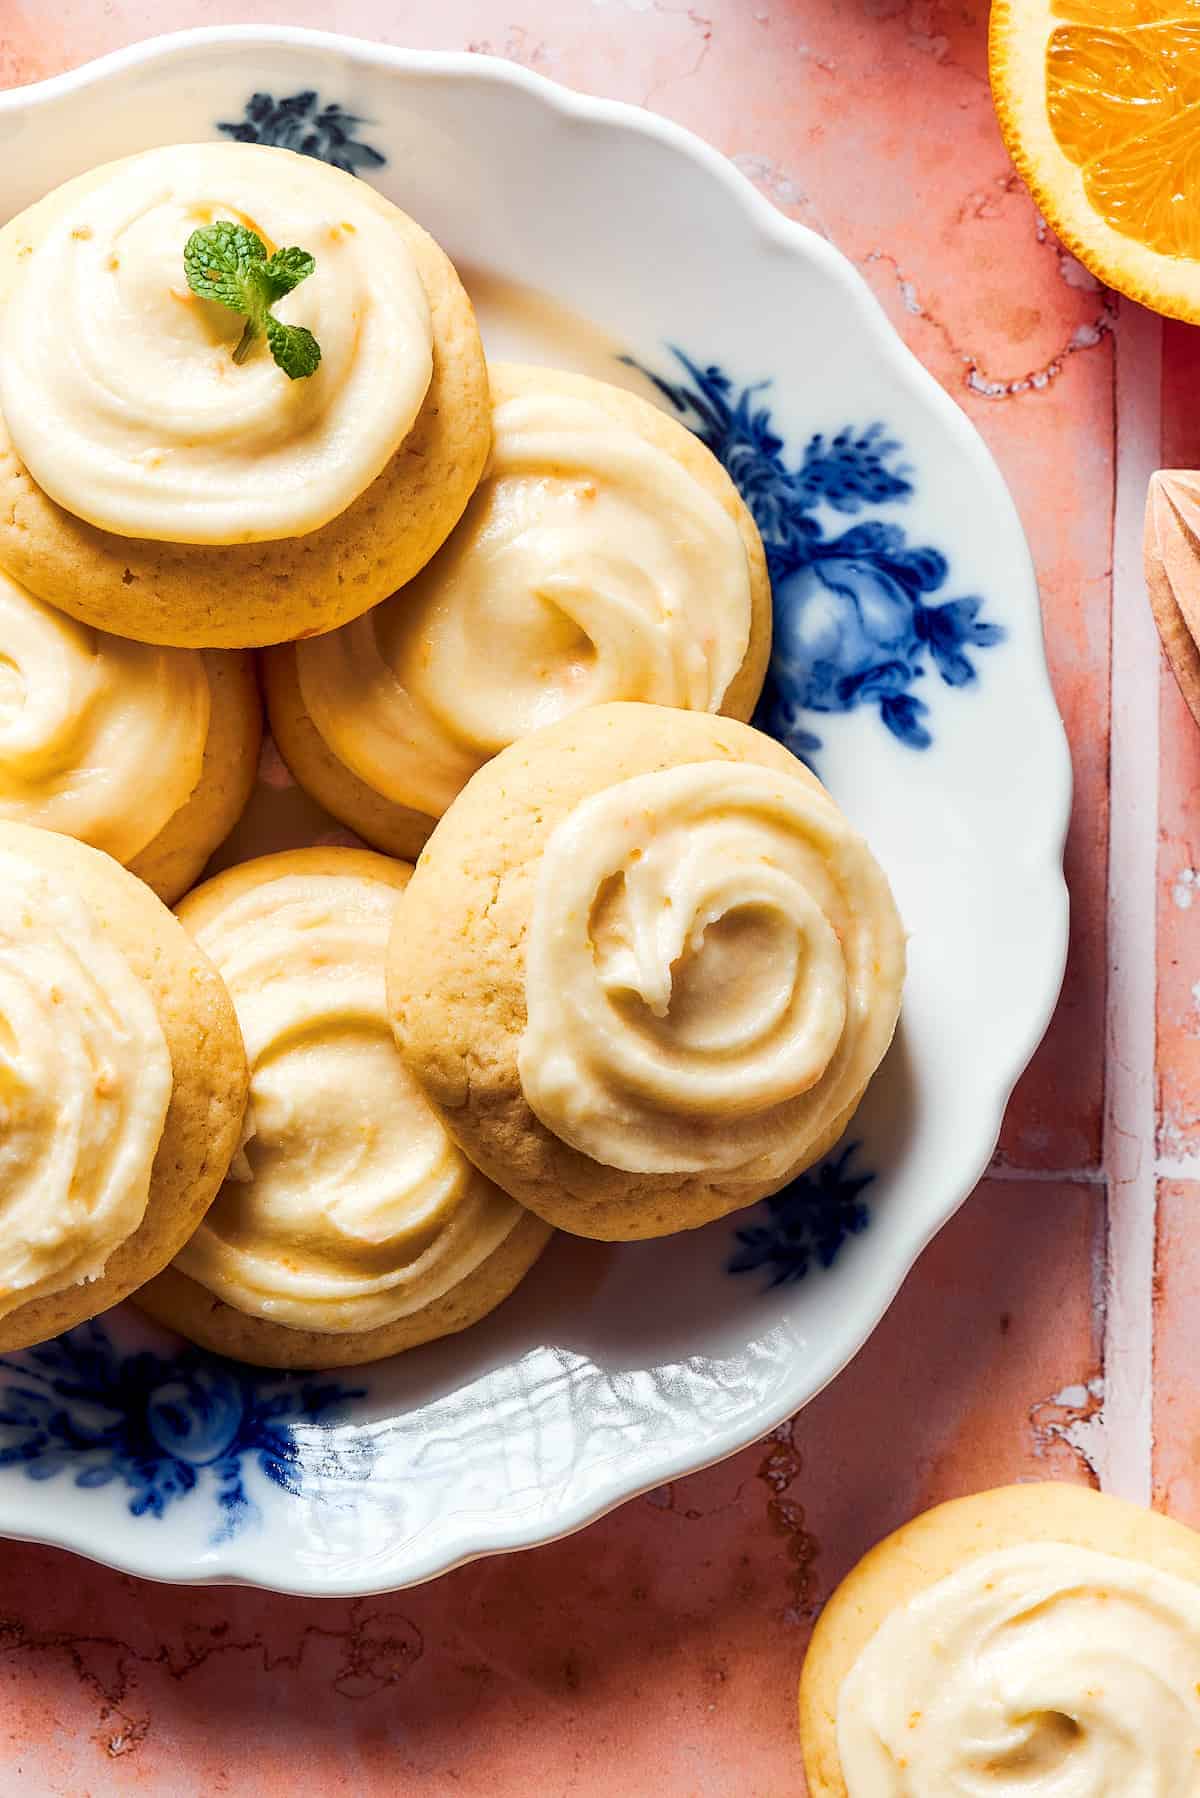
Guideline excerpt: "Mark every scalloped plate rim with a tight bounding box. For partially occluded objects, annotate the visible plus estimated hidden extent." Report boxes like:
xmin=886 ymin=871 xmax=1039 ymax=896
xmin=0 ymin=25 xmax=1071 ymax=1596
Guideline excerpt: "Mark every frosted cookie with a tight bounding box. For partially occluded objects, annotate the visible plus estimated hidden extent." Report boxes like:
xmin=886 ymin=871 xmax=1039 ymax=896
xmin=137 ymin=848 xmax=551 ymax=1368
xmin=388 ymin=703 xmax=905 ymax=1240
xmin=0 ymin=820 xmax=248 ymax=1351
xmin=0 ymin=567 xmax=259 ymax=902
xmin=0 ymin=143 xmax=489 ymax=647
xmin=263 ymin=362 xmax=772 ymax=858
xmin=799 ymin=1483 xmax=1200 ymax=1796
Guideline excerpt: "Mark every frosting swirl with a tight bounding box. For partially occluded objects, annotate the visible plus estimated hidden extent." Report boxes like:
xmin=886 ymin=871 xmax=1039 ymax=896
xmin=0 ymin=569 xmax=210 ymax=861
xmin=0 ymin=848 xmax=171 ymax=1316
xmin=836 ymin=1542 xmax=1200 ymax=1795
xmin=177 ymin=863 xmax=525 ymax=1333
xmin=0 ymin=143 xmax=433 ymax=543
xmin=518 ymin=761 xmax=904 ymax=1175
xmin=295 ymin=383 xmax=753 ymax=819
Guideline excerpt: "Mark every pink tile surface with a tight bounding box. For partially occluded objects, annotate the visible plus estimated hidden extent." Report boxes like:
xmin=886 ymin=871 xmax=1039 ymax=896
xmin=1154 ymin=1182 xmax=1200 ymax=1526
xmin=0 ymin=0 xmax=1187 ymax=1790
xmin=1154 ymin=329 xmax=1200 ymax=1540
xmin=0 ymin=1179 xmax=1102 ymax=1793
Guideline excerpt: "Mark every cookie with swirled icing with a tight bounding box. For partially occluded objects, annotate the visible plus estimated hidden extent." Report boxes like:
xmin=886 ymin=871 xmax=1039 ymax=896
xmin=0 ymin=143 xmax=489 ymax=647
xmin=0 ymin=567 xmax=260 ymax=902
xmin=387 ymin=703 xmax=904 ymax=1240
xmin=262 ymin=363 xmax=772 ymax=858
xmin=0 ymin=820 xmax=248 ymax=1351
xmin=799 ymin=1482 xmax=1200 ymax=1798
xmin=137 ymin=848 xmax=551 ymax=1368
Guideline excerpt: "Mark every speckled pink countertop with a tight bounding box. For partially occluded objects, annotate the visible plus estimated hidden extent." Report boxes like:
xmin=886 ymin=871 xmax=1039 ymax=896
xmin=0 ymin=1 xmax=1191 ymax=1790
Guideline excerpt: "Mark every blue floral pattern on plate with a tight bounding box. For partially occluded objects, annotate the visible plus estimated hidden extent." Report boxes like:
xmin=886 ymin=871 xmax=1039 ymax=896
xmin=627 ymin=349 xmax=1005 ymax=755
xmin=0 ymin=1321 xmax=367 ymax=1541
xmin=727 ymin=1144 xmax=874 ymax=1286
xmin=631 ymin=347 xmax=1005 ymax=1260
xmin=218 ymin=91 xmax=386 ymax=174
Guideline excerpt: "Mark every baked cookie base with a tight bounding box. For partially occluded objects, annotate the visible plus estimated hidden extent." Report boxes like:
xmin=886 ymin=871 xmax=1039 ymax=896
xmin=262 ymin=646 xmax=436 ymax=861
xmin=136 ymin=1208 xmax=553 ymax=1369
xmin=128 ymin=650 xmax=262 ymax=903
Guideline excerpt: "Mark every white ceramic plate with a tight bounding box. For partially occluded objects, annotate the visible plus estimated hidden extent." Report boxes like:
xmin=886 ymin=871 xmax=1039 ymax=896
xmin=0 ymin=27 xmax=1070 ymax=1595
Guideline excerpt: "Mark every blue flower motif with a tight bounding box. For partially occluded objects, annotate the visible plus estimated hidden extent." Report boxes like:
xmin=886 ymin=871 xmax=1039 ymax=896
xmin=625 ymin=349 xmax=1004 ymax=756
xmin=218 ymin=91 xmax=386 ymax=174
xmin=0 ymin=1320 xmax=369 ymax=1541
xmin=727 ymin=1144 xmax=874 ymax=1286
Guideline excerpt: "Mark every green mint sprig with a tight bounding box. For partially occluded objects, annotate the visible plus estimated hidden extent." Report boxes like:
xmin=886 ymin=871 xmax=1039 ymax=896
xmin=183 ymin=221 xmax=322 ymax=379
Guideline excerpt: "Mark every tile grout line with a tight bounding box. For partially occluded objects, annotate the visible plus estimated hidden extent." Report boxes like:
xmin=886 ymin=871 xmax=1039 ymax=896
xmin=988 ymin=1160 xmax=1200 ymax=1184
xmin=986 ymin=1164 xmax=1106 ymax=1184
xmin=1101 ymin=301 xmax=1163 ymax=1504
xmin=1152 ymin=1154 xmax=1200 ymax=1181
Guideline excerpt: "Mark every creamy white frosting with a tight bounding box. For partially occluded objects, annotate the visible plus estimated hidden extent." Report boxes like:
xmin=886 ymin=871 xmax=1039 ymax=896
xmin=0 ymin=848 xmax=172 ymax=1316
xmin=296 ymin=384 xmax=753 ymax=819
xmin=177 ymin=865 xmax=524 ymax=1333
xmin=0 ymin=568 xmax=210 ymax=861
xmin=836 ymin=1542 xmax=1200 ymax=1796
xmin=0 ymin=142 xmax=433 ymax=543
xmin=518 ymin=761 xmax=905 ymax=1175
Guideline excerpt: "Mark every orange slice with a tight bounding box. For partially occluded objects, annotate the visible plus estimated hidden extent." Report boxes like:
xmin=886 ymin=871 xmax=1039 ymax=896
xmin=990 ymin=0 xmax=1200 ymax=319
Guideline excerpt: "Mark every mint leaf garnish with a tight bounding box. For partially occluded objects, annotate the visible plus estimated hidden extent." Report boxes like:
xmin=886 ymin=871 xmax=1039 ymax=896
xmin=265 ymin=314 xmax=321 ymax=380
xmin=183 ymin=222 xmax=322 ymax=380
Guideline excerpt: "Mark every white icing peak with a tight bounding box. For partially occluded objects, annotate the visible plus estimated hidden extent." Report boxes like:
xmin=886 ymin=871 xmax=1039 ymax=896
xmin=837 ymin=1541 xmax=1200 ymax=1796
xmin=518 ymin=760 xmax=905 ymax=1177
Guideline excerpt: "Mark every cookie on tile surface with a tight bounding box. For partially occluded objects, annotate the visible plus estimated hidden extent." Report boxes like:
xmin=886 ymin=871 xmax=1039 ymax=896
xmin=799 ymin=1482 xmax=1200 ymax=1796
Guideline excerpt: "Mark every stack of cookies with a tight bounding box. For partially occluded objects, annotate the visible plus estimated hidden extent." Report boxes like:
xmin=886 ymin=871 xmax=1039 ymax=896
xmin=0 ymin=140 xmax=905 ymax=1367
